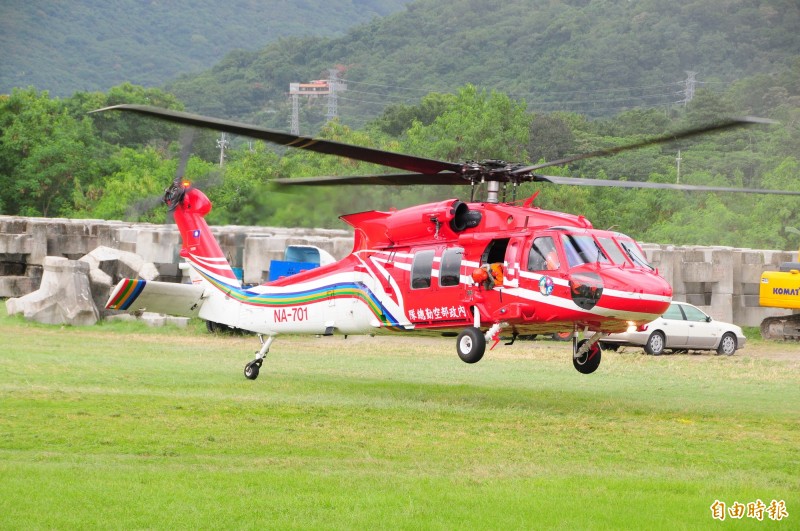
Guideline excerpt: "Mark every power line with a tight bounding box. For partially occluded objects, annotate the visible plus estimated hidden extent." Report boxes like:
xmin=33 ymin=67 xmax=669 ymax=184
xmin=331 ymin=74 xmax=734 ymax=127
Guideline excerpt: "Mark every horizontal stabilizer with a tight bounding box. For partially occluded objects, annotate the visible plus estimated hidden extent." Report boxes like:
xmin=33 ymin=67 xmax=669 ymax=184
xmin=105 ymin=278 xmax=206 ymax=318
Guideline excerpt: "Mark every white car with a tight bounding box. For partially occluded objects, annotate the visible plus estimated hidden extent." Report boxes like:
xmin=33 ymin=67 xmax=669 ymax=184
xmin=601 ymin=302 xmax=746 ymax=356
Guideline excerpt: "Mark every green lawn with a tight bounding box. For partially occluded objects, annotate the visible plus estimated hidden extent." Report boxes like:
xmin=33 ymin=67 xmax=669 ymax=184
xmin=1 ymin=308 xmax=798 ymax=529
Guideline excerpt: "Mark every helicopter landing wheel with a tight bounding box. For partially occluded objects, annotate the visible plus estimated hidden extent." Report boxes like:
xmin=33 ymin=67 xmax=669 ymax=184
xmin=573 ymin=339 xmax=602 ymax=374
xmin=244 ymin=358 xmax=262 ymax=380
xmin=456 ymin=327 xmax=486 ymax=364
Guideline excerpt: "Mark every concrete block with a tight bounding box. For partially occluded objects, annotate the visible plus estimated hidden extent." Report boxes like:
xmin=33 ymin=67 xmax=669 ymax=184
xmin=243 ymin=236 xmax=288 ymax=284
xmin=138 ymin=262 xmax=160 ymax=281
xmin=681 ymin=261 xmax=713 ymax=283
xmin=740 ymin=264 xmax=766 ymax=283
xmin=709 ymin=293 xmax=733 ymax=322
xmin=711 ymin=249 xmax=734 ymax=293
xmin=135 ymin=228 xmax=180 ymax=264
xmin=165 ymin=316 xmax=190 ymax=328
xmin=6 ymin=257 xmax=99 ymax=326
xmin=87 ymin=267 xmax=113 ymax=316
xmin=117 ymin=228 xmax=140 ymax=246
xmin=0 ymin=233 xmax=32 ymax=255
xmin=28 ymin=222 xmax=48 ymax=265
xmin=0 ymin=276 xmax=40 ymax=298
xmin=684 ymin=293 xmax=707 ymax=307
xmin=0 ymin=218 xmax=28 ymax=234
xmin=104 ymin=313 xmax=137 ymax=323
xmin=140 ymin=312 xmax=166 ymax=327
xmin=0 ymin=260 xmax=26 ymax=276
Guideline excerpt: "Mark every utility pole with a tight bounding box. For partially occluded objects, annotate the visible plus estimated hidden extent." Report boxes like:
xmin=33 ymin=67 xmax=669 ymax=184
xmin=676 ymin=149 xmax=682 ymax=183
xmin=217 ymin=132 xmax=229 ymax=167
xmin=682 ymin=71 xmax=697 ymax=106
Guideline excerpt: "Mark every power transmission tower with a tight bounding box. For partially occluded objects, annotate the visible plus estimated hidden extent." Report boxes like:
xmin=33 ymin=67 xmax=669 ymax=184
xmin=682 ymin=71 xmax=697 ymax=106
xmin=290 ymin=92 xmax=300 ymax=135
xmin=289 ymin=71 xmax=346 ymax=133
xmin=326 ymin=69 xmax=339 ymax=122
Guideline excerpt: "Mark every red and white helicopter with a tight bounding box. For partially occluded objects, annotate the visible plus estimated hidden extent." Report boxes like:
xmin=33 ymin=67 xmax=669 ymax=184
xmin=96 ymin=105 xmax=797 ymax=379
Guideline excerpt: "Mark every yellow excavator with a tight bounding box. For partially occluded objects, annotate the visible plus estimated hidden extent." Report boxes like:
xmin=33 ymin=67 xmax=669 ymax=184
xmin=759 ymin=228 xmax=800 ymax=340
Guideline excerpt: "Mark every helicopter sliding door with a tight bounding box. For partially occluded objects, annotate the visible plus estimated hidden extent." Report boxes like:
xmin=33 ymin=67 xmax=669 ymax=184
xmin=404 ymin=246 xmax=470 ymax=327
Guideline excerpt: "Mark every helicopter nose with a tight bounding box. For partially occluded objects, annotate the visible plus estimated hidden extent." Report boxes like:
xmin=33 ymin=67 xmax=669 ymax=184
xmin=604 ymin=267 xmax=672 ymax=295
xmin=600 ymin=268 xmax=672 ymax=316
xmin=568 ymin=271 xmax=604 ymax=310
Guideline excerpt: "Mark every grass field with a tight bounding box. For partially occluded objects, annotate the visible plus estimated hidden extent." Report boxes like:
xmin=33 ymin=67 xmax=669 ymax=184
xmin=1 ymin=307 xmax=798 ymax=529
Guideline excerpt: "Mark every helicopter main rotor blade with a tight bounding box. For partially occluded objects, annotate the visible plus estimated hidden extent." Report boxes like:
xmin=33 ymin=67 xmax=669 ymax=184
xmin=515 ymin=116 xmax=777 ymax=174
xmin=274 ymin=172 xmax=469 ymax=186
xmin=532 ymin=174 xmax=800 ymax=195
xmin=92 ymin=104 xmax=462 ymax=175
xmin=175 ymin=128 xmax=195 ymax=184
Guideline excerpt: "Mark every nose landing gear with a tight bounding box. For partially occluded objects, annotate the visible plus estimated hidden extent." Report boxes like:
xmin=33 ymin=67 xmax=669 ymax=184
xmin=244 ymin=358 xmax=262 ymax=380
xmin=573 ymin=333 xmax=603 ymax=374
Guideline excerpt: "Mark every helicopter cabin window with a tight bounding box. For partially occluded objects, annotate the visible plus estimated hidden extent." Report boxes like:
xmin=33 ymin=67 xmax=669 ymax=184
xmin=597 ymin=237 xmax=627 ymax=265
xmin=410 ymin=250 xmax=436 ymax=289
xmin=481 ymin=238 xmax=509 ymax=264
xmin=527 ymin=236 xmax=560 ymax=271
xmin=618 ymin=240 xmax=654 ymax=270
xmin=561 ymin=234 xmax=610 ymax=268
xmin=439 ymin=247 xmax=463 ymax=287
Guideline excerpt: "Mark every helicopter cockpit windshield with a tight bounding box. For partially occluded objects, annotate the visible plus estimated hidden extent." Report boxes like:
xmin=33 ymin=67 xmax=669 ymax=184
xmin=561 ymin=234 xmax=610 ymax=267
xmin=558 ymin=231 xmax=654 ymax=270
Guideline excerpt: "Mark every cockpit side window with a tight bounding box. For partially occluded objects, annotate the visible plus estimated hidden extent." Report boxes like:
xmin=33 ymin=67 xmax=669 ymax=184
xmin=561 ymin=234 xmax=609 ymax=267
xmin=619 ymin=240 xmax=653 ymax=270
xmin=527 ymin=236 xmax=560 ymax=271
xmin=597 ymin=236 xmax=628 ymax=265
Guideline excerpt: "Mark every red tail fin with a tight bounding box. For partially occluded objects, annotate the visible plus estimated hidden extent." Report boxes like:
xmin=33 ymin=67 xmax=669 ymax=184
xmin=173 ymin=188 xmax=241 ymax=288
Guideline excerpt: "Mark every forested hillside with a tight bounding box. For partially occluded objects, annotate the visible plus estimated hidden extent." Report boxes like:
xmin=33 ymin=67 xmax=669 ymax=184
xmin=166 ymin=0 xmax=800 ymax=127
xmin=0 ymin=0 xmax=411 ymax=96
xmin=1 ymin=0 xmax=799 ymax=250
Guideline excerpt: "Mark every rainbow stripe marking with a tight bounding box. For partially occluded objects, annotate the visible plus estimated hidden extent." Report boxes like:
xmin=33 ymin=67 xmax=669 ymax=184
xmin=193 ymin=265 xmax=403 ymax=329
xmin=106 ymin=278 xmax=146 ymax=310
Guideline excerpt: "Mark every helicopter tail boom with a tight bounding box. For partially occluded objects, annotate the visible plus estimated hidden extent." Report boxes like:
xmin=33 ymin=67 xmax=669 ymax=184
xmin=105 ymin=278 xmax=206 ymax=317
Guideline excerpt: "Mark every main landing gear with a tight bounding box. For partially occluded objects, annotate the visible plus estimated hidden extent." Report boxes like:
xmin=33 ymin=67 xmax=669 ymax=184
xmin=244 ymin=335 xmax=274 ymax=380
xmin=454 ymin=324 xmax=604 ymax=374
xmin=456 ymin=327 xmax=486 ymax=363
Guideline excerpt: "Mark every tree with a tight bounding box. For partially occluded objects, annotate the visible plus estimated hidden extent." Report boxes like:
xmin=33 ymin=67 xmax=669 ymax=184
xmin=204 ymin=143 xmax=282 ymax=226
xmin=0 ymin=88 xmax=102 ymax=216
xmin=74 ymin=83 xmax=185 ymax=147
xmin=527 ymin=113 xmax=575 ymax=163
xmin=372 ymin=92 xmax=456 ymax=137
xmin=404 ymin=85 xmax=531 ymax=163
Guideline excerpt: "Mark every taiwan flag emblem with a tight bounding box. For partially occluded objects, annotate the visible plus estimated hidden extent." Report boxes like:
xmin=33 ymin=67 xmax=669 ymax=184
xmin=191 ymin=229 xmax=201 ymax=238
